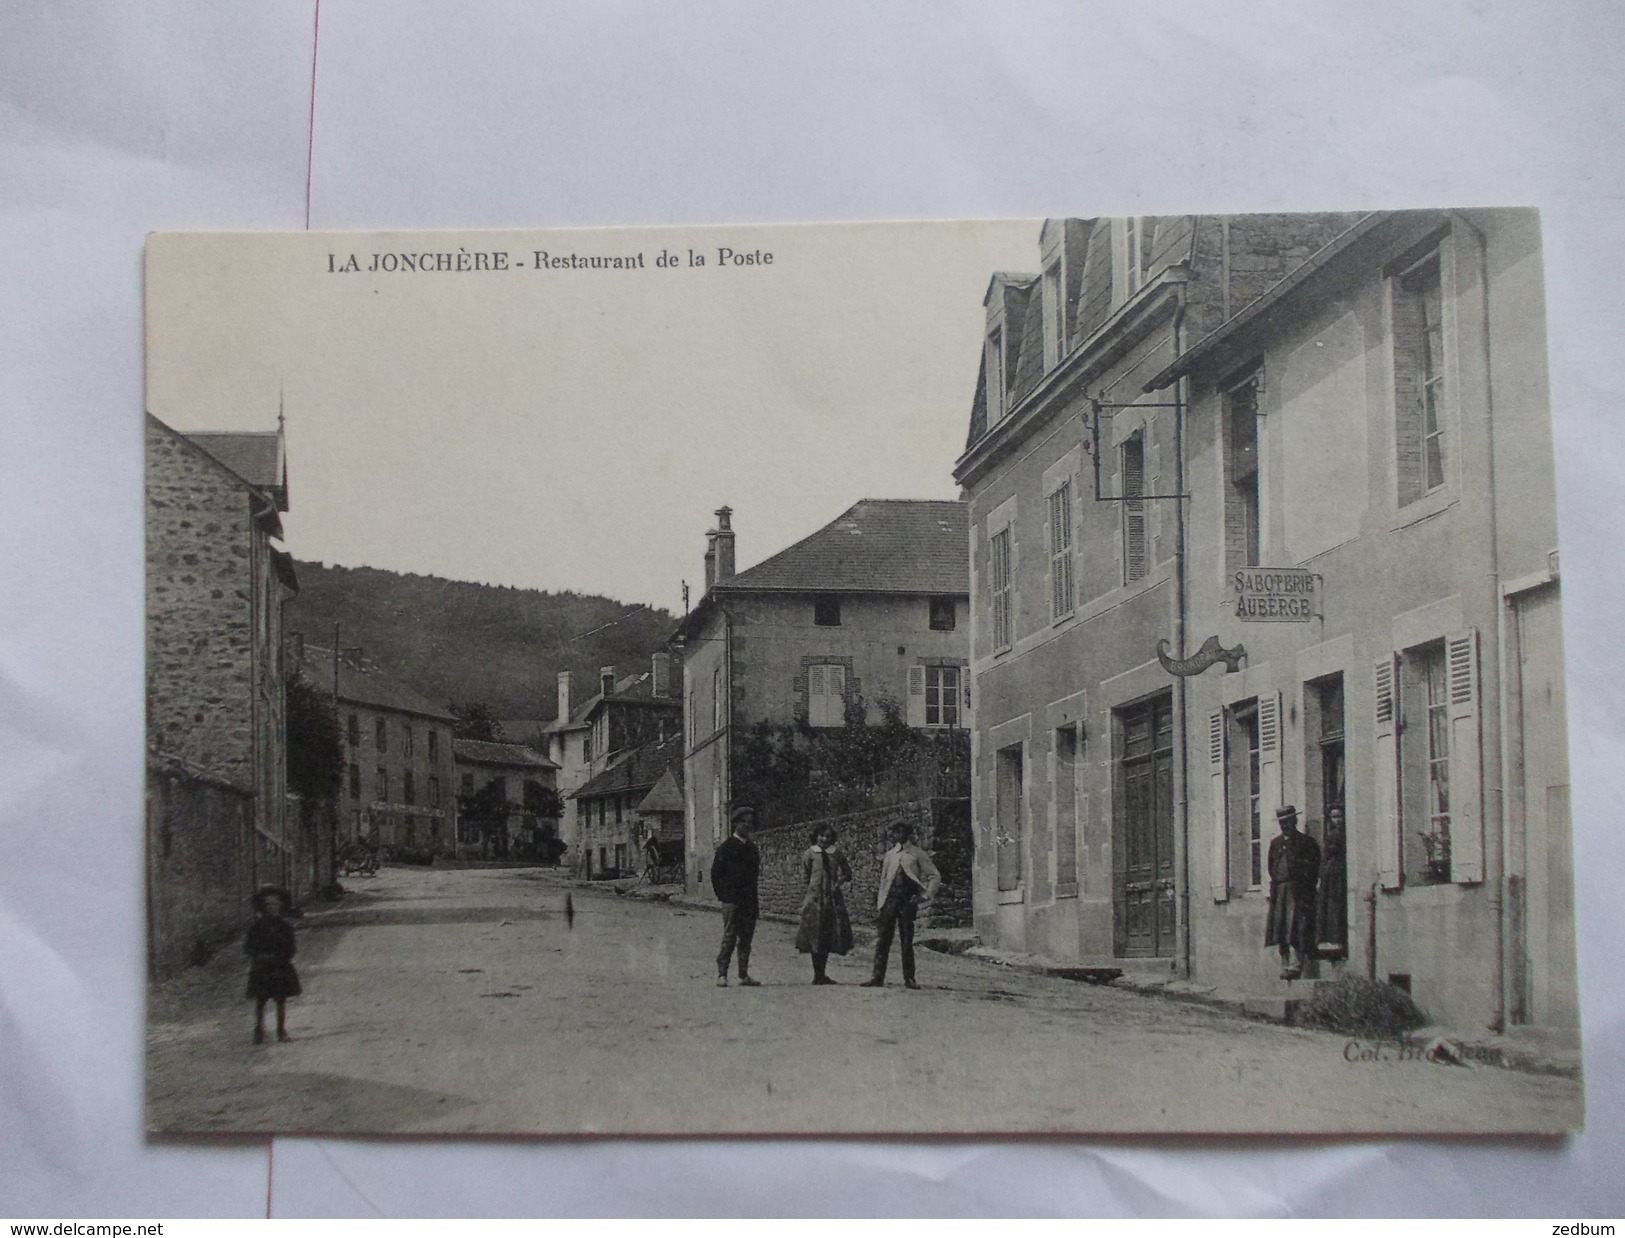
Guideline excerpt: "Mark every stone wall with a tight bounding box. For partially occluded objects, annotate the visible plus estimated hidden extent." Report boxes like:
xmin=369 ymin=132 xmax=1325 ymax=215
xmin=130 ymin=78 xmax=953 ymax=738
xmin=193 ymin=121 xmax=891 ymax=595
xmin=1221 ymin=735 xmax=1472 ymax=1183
xmin=753 ymin=798 xmax=972 ymax=929
xmin=146 ymin=754 xmax=253 ymax=977
xmin=146 ymin=419 xmax=256 ymax=784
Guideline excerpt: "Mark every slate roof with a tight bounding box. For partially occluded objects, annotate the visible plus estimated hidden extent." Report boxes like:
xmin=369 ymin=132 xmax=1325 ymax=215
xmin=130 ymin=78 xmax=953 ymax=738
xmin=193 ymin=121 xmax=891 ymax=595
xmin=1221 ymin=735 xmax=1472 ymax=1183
xmin=452 ymin=739 xmax=558 ymax=770
xmin=637 ymin=767 xmax=685 ymax=815
xmin=572 ymin=733 xmax=685 ymax=801
xmin=185 ymin=430 xmax=288 ymax=509
xmin=714 ymin=499 xmax=969 ymax=597
xmin=304 ymin=646 xmax=456 ymax=720
xmin=541 ymin=668 xmax=681 ymax=735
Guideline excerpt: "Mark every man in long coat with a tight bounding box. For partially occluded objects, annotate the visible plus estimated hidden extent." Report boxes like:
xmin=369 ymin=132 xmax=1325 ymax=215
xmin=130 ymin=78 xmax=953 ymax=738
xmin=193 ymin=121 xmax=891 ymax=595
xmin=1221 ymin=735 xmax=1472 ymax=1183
xmin=1264 ymin=804 xmax=1320 ymax=980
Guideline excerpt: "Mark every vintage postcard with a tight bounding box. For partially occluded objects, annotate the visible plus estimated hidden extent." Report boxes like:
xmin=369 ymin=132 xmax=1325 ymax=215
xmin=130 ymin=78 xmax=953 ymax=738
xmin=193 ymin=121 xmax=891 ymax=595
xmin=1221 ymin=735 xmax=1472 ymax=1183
xmin=144 ymin=212 xmax=1582 ymax=1136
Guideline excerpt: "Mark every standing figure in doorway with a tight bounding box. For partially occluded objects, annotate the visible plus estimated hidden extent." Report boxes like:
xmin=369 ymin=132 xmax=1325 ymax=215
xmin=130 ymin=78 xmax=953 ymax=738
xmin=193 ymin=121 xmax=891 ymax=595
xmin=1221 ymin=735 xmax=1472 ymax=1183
xmin=710 ymin=805 xmax=762 ymax=987
xmin=245 ymin=884 xmax=301 ymax=1044
xmin=861 ymin=818 xmax=941 ymax=990
xmin=796 ymin=824 xmax=854 ymax=984
xmin=1315 ymin=804 xmax=1349 ymax=960
xmin=1264 ymin=805 xmax=1321 ymax=980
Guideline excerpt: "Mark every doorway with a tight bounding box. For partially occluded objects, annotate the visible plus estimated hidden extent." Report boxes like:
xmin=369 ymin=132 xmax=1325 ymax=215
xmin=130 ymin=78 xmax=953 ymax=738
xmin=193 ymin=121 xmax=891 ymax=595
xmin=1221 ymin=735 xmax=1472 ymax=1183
xmin=1114 ymin=692 xmax=1176 ymax=957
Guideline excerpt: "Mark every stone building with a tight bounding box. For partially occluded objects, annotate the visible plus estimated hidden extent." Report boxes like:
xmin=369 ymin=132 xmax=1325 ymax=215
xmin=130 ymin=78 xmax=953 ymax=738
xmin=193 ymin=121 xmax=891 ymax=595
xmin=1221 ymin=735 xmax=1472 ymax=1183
xmin=297 ymin=645 xmax=459 ymax=856
xmin=452 ymin=738 xmax=560 ymax=858
xmin=675 ymin=501 xmax=970 ymax=897
xmin=1143 ymin=208 xmax=1575 ymax=1035
xmin=541 ymin=658 xmax=682 ymax=869
xmin=145 ymin=412 xmax=297 ymax=974
xmin=952 ymin=211 xmax=1576 ymax=1036
xmin=571 ymin=732 xmax=684 ymax=878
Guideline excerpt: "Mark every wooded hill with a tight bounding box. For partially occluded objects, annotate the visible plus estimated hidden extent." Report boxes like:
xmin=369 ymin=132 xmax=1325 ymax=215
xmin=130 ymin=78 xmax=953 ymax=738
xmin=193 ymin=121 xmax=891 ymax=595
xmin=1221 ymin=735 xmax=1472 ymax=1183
xmin=286 ymin=561 xmax=678 ymax=724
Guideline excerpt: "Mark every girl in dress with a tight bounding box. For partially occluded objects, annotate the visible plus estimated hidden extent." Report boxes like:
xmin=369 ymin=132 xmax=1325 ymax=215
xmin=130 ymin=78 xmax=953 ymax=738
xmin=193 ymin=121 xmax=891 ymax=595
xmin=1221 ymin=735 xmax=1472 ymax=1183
xmin=245 ymin=884 xmax=301 ymax=1043
xmin=795 ymin=825 xmax=854 ymax=984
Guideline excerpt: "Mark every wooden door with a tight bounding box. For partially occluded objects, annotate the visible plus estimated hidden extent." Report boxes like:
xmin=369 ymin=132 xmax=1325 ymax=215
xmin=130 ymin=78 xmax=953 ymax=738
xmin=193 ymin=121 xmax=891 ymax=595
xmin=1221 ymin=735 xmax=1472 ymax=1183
xmin=1115 ymin=693 xmax=1176 ymax=957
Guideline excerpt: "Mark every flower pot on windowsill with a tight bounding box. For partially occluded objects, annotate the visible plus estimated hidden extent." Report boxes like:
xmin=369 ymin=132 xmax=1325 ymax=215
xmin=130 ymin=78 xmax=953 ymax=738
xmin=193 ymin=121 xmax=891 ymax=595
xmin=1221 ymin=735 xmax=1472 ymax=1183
xmin=1419 ymin=832 xmax=1451 ymax=883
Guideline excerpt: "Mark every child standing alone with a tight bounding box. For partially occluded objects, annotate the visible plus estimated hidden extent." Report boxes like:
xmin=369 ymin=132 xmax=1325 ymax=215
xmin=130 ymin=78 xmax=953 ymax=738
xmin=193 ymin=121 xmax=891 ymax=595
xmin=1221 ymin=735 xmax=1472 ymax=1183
xmin=245 ymin=884 xmax=301 ymax=1043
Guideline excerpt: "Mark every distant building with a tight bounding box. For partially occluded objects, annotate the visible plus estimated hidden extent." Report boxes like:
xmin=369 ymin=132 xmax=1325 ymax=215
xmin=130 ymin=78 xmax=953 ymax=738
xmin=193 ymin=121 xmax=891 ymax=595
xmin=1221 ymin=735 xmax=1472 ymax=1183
xmin=452 ymin=738 xmax=560 ymax=858
xmin=145 ymin=412 xmax=298 ymax=974
xmin=675 ymin=502 xmax=970 ymax=896
xmin=541 ymin=657 xmax=682 ymax=870
xmin=571 ymin=733 xmax=685 ymax=878
xmin=297 ymin=645 xmax=459 ymax=856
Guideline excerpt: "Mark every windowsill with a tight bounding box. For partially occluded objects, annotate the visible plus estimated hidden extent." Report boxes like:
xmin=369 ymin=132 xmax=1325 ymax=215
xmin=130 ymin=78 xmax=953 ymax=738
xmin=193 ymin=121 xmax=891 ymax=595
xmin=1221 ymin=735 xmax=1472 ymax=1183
xmin=1051 ymin=609 xmax=1077 ymax=630
xmin=1054 ymin=881 xmax=1079 ymax=900
xmin=996 ymin=888 xmax=1025 ymax=905
xmin=1391 ymin=487 xmax=1458 ymax=532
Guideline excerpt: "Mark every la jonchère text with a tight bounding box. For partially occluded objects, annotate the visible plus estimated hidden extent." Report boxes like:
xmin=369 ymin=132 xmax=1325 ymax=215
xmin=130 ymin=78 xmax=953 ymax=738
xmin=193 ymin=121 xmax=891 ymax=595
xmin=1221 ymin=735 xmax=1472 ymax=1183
xmin=327 ymin=247 xmax=773 ymax=274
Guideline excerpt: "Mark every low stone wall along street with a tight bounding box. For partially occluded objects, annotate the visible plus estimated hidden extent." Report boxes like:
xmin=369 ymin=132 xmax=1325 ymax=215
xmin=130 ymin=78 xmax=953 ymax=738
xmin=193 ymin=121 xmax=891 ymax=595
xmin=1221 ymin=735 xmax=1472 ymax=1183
xmin=146 ymin=754 xmax=254 ymax=977
xmin=752 ymin=798 xmax=972 ymax=929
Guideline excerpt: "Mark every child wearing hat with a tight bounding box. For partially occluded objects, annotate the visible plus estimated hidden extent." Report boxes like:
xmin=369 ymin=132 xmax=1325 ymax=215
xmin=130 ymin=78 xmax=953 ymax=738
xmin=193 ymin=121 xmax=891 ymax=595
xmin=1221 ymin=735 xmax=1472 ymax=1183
xmin=245 ymin=884 xmax=301 ymax=1043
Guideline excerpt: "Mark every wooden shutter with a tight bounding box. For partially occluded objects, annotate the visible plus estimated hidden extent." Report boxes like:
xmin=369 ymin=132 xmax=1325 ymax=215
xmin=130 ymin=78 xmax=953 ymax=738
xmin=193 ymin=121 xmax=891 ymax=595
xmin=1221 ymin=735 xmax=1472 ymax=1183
xmin=829 ymin=665 xmax=846 ymax=725
xmin=1123 ymin=438 xmax=1147 ymax=583
xmin=1447 ymin=628 xmax=1484 ymax=883
xmin=808 ymin=664 xmax=827 ymax=727
xmin=1374 ymin=653 xmax=1401 ymax=890
xmin=1258 ymin=691 xmax=1283 ymax=829
xmin=1209 ymin=708 xmax=1229 ymax=901
xmin=907 ymin=665 xmax=927 ymax=727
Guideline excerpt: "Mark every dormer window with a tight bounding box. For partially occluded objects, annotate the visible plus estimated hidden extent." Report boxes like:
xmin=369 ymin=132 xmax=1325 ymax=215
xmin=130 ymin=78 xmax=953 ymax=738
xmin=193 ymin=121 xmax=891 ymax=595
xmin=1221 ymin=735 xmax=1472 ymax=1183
xmin=1041 ymin=261 xmax=1064 ymax=369
xmin=1116 ymin=216 xmax=1152 ymax=305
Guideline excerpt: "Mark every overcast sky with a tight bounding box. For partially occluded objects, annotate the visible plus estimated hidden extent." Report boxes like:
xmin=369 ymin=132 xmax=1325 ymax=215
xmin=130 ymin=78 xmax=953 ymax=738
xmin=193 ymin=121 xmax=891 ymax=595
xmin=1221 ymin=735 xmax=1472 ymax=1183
xmin=146 ymin=220 xmax=1039 ymax=613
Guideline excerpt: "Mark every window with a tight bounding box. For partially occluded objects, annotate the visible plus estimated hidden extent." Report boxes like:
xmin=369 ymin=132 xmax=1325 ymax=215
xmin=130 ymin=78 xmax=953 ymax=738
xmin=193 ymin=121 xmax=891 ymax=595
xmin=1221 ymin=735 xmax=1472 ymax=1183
xmin=461 ymin=772 xmax=474 ymax=796
xmin=928 ymin=596 xmax=956 ymax=632
xmin=688 ymin=687 xmax=696 ymax=745
xmin=712 ymin=666 xmax=724 ymax=733
xmin=583 ymin=727 xmax=593 ymax=763
xmin=1404 ymin=643 xmax=1452 ymax=883
xmin=427 ymin=729 xmax=438 ymax=763
xmin=348 ymin=763 xmax=360 ymax=799
xmin=375 ymin=717 xmax=387 ymax=753
xmin=926 ymin=665 xmax=961 ymax=728
xmin=1209 ymin=694 xmax=1280 ymax=899
xmin=1042 ymin=261 xmax=1064 ymax=369
xmin=428 ymin=775 xmax=440 ymax=809
xmin=808 ymin=663 xmax=847 ymax=728
xmin=1394 ymin=253 xmax=1447 ymax=503
xmin=1048 ymin=481 xmax=1074 ymax=619
xmin=990 ymin=526 xmax=1013 ymax=650
xmin=1224 ymin=373 xmax=1261 ymax=572
xmin=1054 ymin=725 xmax=1080 ymax=891
xmin=491 ymin=776 xmax=507 ymax=804
xmin=987 ymin=326 xmax=1007 ymax=424
xmin=403 ymin=771 xmax=415 ymax=805
xmin=403 ymin=725 xmax=413 ymax=759
xmin=347 ymin=714 xmax=359 ymax=747
xmin=1123 ymin=216 xmax=1145 ymax=296
xmin=1121 ymin=433 xmax=1148 ymax=584
xmin=814 ymin=596 xmax=842 ymax=627
xmin=376 ymin=766 xmax=388 ymax=802
xmin=615 ymin=797 xmax=623 ymax=825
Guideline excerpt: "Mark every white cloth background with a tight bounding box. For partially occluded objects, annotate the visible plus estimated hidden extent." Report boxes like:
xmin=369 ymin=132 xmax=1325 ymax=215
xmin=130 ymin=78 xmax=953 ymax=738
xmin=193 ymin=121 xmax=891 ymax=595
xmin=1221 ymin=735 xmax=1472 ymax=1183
xmin=2 ymin=0 xmax=1622 ymax=1218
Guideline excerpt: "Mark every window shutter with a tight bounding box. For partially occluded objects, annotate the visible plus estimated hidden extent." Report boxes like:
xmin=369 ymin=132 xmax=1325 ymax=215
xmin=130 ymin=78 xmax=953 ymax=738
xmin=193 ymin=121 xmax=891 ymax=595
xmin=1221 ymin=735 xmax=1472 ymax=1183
xmin=829 ymin=665 xmax=846 ymax=726
xmin=1258 ymin=691 xmax=1283 ymax=832
xmin=1447 ymin=628 xmax=1484 ymax=883
xmin=907 ymin=665 xmax=927 ymax=727
xmin=1209 ymin=708 xmax=1228 ymax=902
xmin=808 ymin=665 xmax=826 ymax=727
xmin=1374 ymin=654 xmax=1402 ymax=890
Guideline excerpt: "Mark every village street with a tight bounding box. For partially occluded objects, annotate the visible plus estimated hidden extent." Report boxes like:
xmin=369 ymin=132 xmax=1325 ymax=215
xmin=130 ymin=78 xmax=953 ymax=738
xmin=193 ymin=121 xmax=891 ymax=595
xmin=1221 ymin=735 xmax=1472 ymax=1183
xmin=146 ymin=866 xmax=1581 ymax=1137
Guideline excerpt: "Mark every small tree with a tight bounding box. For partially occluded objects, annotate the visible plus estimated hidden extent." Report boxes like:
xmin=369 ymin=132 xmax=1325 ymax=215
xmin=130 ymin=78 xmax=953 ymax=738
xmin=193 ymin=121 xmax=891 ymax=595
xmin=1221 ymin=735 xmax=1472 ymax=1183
xmin=449 ymin=701 xmax=505 ymax=742
xmin=286 ymin=673 xmax=344 ymax=802
xmin=458 ymin=779 xmax=511 ymax=858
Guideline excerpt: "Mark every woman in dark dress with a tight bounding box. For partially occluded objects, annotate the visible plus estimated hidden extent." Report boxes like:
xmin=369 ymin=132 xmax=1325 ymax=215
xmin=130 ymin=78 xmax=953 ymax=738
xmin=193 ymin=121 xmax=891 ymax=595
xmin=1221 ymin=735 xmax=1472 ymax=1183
xmin=246 ymin=884 xmax=301 ymax=1043
xmin=795 ymin=825 xmax=854 ymax=984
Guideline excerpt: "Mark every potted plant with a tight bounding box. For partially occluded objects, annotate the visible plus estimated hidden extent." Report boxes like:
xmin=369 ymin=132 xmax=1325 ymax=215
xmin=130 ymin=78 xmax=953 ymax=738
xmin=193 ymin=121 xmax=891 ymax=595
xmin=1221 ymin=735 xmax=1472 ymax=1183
xmin=1419 ymin=830 xmax=1451 ymax=882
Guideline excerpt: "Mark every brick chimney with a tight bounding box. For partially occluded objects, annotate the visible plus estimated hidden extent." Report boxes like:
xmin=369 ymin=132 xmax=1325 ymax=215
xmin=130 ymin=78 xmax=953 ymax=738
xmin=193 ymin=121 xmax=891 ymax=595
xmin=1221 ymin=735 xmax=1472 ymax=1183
xmin=599 ymin=665 xmax=616 ymax=699
xmin=703 ymin=530 xmax=718 ymax=592
xmin=556 ymin=670 xmax=572 ymax=723
xmin=651 ymin=651 xmax=671 ymax=697
xmin=714 ymin=506 xmax=735 ymax=582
